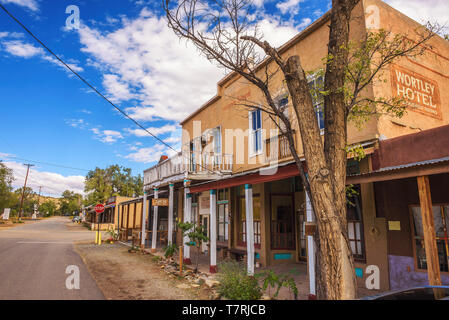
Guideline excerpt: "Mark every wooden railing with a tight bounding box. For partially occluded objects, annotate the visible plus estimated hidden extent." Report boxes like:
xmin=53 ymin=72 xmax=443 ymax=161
xmin=265 ymin=130 xmax=296 ymax=162
xmin=144 ymin=151 xmax=233 ymax=185
xmin=189 ymin=152 xmax=233 ymax=174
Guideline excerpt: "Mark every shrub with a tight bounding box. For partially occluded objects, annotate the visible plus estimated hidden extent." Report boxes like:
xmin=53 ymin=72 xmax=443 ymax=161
xmin=164 ymin=243 xmax=178 ymax=259
xmin=217 ymin=260 xmax=262 ymax=300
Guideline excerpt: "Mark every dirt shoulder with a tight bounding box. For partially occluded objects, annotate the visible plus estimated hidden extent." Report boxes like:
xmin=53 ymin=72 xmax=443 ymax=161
xmin=74 ymin=243 xmax=214 ymax=300
xmin=0 ymin=219 xmax=43 ymax=231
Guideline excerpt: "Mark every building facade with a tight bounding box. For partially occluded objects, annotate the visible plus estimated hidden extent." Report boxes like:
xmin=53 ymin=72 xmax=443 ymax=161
xmin=143 ymin=0 xmax=449 ymax=293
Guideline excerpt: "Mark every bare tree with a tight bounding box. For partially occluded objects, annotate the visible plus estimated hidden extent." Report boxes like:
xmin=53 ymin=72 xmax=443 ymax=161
xmin=164 ymin=0 xmax=437 ymax=299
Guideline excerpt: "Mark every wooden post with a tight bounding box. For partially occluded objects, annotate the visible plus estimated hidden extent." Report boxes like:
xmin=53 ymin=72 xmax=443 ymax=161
xmin=168 ymin=184 xmax=174 ymax=245
xmin=305 ymin=191 xmax=317 ymax=300
xmin=417 ymin=176 xmax=442 ymax=286
xmin=179 ymin=245 xmax=183 ymax=276
xmin=141 ymin=190 xmax=148 ymax=249
xmin=183 ymin=183 xmax=192 ymax=265
xmin=210 ymin=189 xmax=217 ymax=273
xmin=151 ymin=188 xmax=159 ymax=253
xmin=245 ymin=184 xmax=255 ymax=276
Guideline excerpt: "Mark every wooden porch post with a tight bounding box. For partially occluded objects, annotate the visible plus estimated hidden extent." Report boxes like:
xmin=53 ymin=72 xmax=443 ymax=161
xmin=168 ymin=184 xmax=174 ymax=245
xmin=417 ymin=175 xmax=442 ymax=286
xmin=184 ymin=186 xmax=192 ymax=264
xmin=210 ymin=189 xmax=218 ymax=273
xmin=245 ymin=184 xmax=255 ymax=276
xmin=151 ymin=188 xmax=159 ymax=253
xmin=141 ymin=190 xmax=148 ymax=248
xmin=305 ymin=192 xmax=317 ymax=300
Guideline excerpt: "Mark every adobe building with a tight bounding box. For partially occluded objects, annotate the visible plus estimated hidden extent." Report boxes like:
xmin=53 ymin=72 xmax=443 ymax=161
xmin=143 ymin=0 xmax=449 ymax=294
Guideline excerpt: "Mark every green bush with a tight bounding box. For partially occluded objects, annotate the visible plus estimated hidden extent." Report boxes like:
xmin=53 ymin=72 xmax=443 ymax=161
xmin=217 ymin=260 xmax=262 ymax=300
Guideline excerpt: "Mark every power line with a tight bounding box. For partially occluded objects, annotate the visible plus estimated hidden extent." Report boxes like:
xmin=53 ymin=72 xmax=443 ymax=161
xmin=0 ymin=3 xmax=216 ymax=175
xmin=1 ymin=155 xmax=89 ymax=172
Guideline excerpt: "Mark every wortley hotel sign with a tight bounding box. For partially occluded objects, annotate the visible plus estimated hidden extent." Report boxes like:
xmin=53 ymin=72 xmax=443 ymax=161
xmin=391 ymin=65 xmax=442 ymax=119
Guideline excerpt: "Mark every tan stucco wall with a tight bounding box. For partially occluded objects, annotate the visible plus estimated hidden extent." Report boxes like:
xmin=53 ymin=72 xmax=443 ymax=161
xmin=365 ymin=0 xmax=449 ymax=140
xmin=181 ymin=1 xmax=383 ymax=175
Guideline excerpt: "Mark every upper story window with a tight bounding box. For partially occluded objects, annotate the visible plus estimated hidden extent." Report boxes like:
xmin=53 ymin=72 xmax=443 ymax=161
xmin=212 ymin=127 xmax=222 ymax=154
xmin=308 ymin=75 xmax=325 ymax=131
xmin=249 ymin=109 xmax=262 ymax=156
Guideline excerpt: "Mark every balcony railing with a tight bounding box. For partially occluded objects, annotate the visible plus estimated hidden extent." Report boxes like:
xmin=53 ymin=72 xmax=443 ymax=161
xmin=189 ymin=152 xmax=233 ymax=174
xmin=144 ymin=151 xmax=233 ymax=186
xmin=265 ymin=130 xmax=296 ymax=162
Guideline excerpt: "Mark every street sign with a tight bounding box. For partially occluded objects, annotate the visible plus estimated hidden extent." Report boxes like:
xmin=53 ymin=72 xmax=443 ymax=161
xmin=95 ymin=204 xmax=105 ymax=214
xmin=152 ymin=198 xmax=169 ymax=207
xmin=2 ymin=208 xmax=10 ymax=220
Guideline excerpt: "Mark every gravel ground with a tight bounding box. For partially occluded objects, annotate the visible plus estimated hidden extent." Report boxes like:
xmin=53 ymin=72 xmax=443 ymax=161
xmin=74 ymin=243 xmax=214 ymax=300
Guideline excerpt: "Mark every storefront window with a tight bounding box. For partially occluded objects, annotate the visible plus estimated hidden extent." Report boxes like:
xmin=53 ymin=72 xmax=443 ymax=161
xmin=411 ymin=205 xmax=449 ymax=273
xmin=238 ymin=195 xmax=261 ymax=247
xmin=347 ymin=185 xmax=365 ymax=260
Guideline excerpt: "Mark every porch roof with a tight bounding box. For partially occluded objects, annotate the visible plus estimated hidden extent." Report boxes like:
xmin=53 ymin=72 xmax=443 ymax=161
xmin=189 ymin=161 xmax=303 ymax=193
xmin=347 ymin=156 xmax=449 ymax=185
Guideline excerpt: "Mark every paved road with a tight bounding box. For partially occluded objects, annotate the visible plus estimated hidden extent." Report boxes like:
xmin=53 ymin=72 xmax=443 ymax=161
xmin=0 ymin=217 xmax=105 ymax=300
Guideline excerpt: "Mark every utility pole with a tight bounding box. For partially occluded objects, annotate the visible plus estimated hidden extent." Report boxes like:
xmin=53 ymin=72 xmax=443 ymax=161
xmin=18 ymin=164 xmax=34 ymax=221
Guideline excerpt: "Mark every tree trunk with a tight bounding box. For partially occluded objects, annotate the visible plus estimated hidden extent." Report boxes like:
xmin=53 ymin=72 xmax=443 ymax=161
xmin=283 ymin=55 xmax=357 ymax=300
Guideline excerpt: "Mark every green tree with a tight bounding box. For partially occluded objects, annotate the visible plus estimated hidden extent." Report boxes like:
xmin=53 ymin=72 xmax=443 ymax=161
xmin=40 ymin=200 xmax=58 ymax=217
xmin=0 ymin=162 xmax=15 ymax=212
xmin=59 ymin=190 xmax=82 ymax=216
xmin=84 ymin=165 xmax=143 ymax=205
xmin=13 ymin=187 xmax=36 ymax=217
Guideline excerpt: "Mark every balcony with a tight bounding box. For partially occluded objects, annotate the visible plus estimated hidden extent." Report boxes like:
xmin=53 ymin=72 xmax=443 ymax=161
xmin=265 ymin=130 xmax=297 ymax=162
xmin=144 ymin=151 xmax=233 ymax=187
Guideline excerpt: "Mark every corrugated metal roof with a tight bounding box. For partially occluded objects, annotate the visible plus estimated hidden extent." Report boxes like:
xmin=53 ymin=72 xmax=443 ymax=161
xmin=348 ymin=156 xmax=449 ymax=178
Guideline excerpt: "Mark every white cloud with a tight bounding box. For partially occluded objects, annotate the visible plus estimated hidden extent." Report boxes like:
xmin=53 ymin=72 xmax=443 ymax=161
xmin=76 ymin=8 xmax=309 ymax=124
xmin=3 ymin=40 xmax=43 ymax=58
xmin=276 ymin=0 xmax=304 ymax=15
xmin=0 ymin=0 xmax=39 ymax=12
xmin=3 ymin=161 xmax=85 ymax=197
xmin=90 ymin=128 xmax=124 ymax=143
xmin=125 ymin=144 xmax=168 ymax=163
xmin=258 ymin=16 xmax=304 ymax=47
xmin=2 ymin=40 xmax=84 ymax=72
xmin=102 ymin=74 xmax=136 ymax=103
xmin=126 ymin=124 xmax=179 ymax=137
xmin=384 ymin=0 xmax=449 ymax=31
xmin=77 ymin=10 xmax=224 ymax=122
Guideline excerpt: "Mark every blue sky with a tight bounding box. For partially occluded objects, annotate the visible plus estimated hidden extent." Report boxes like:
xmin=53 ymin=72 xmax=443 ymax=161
xmin=0 ymin=0 xmax=446 ymax=196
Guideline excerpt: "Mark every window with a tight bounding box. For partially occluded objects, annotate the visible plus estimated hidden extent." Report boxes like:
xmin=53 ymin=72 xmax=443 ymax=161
xmin=238 ymin=195 xmax=261 ymax=247
xmin=347 ymin=185 xmax=365 ymax=259
xmin=411 ymin=205 xmax=449 ymax=273
xmin=217 ymin=189 xmax=229 ymax=243
xmin=212 ymin=127 xmax=222 ymax=154
xmin=249 ymin=109 xmax=262 ymax=156
xmin=308 ymin=75 xmax=325 ymax=131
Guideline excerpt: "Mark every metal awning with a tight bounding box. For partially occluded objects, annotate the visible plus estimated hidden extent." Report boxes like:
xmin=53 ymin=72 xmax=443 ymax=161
xmin=347 ymin=156 xmax=449 ymax=184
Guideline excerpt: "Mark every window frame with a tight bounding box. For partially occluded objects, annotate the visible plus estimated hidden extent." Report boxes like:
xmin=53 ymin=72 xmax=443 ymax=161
xmin=237 ymin=194 xmax=262 ymax=249
xmin=248 ymin=109 xmax=263 ymax=158
xmin=346 ymin=184 xmax=366 ymax=261
xmin=409 ymin=203 xmax=449 ymax=274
